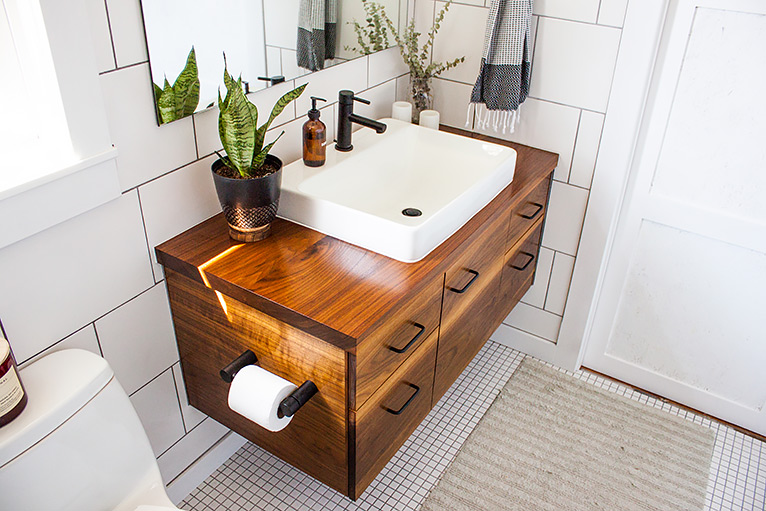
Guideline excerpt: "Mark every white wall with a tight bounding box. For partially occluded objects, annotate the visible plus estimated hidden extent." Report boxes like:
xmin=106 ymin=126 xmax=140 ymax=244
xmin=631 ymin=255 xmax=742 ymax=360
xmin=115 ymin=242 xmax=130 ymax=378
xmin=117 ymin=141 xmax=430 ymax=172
xmin=415 ymin=0 xmax=627 ymax=353
xmin=0 ymin=0 xmax=407 ymax=491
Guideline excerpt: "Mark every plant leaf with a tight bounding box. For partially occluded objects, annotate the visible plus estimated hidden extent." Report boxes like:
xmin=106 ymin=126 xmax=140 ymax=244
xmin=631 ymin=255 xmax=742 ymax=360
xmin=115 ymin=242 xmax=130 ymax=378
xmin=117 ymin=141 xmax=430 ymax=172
xmin=153 ymin=82 xmax=164 ymax=123
xmin=172 ymin=47 xmax=200 ymax=118
xmin=157 ymin=79 xmax=176 ymax=124
xmin=262 ymin=83 xmax=307 ymax=133
xmin=253 ymin=83 xmax=306 ymax=159
xmin=252 ymin=131 xmax=284 ymax=170
xmin=218 ymin=58 xmax=257 ymax=177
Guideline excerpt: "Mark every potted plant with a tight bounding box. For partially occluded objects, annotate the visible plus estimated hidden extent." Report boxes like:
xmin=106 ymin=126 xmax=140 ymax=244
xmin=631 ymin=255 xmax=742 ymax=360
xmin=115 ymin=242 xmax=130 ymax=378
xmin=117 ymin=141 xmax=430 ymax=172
xmin=212 ymin=60 xmax=306 ymax=242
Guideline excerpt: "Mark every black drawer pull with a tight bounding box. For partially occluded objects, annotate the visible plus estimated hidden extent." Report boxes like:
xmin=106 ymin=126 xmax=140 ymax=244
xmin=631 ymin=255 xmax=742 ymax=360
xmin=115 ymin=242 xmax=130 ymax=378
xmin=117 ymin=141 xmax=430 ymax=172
xmin=510 ymin=251 xmax=536 ymax=271
xmin=389 ymin=322 xmax=426 ymax=354
xmin=519 ymin=202 xmax=544 ymax=220
xmin=384 ymin=383 xmax=420 ymax=415
xmin=448 ymin=269 xmax=480 ymax=294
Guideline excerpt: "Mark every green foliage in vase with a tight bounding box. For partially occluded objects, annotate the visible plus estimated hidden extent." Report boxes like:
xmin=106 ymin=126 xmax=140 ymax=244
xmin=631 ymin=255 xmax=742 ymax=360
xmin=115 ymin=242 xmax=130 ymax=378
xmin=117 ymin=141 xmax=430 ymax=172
xmin=388 ymin=0 xmax=464 ymax=82
xmin=153 ymin=47 xmax=200 ymax=124
xmin=348 ymin=0 xmax=464 ymax=81
xmin=217 ymin=57 xmax=306 ymax=178
xmin=345 ymin=0 xmax=392 ymax=55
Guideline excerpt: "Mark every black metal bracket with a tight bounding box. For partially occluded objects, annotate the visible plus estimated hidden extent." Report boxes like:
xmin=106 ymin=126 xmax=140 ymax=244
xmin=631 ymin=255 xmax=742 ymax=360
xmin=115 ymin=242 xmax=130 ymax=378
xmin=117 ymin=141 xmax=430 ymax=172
xmin=220 ymin=350 xmax=258 ymax=383
xmin=220 ymin=350 xmax=319 ymax=420
xmin=277 ymin=381 xmax=319 ymax=418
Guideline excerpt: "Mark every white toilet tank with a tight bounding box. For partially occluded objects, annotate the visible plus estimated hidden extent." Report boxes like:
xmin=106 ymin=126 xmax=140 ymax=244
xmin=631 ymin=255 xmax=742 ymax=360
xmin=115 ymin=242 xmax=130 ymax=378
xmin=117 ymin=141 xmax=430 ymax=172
xmin=0 ymin=349 xmax=177 ymax=511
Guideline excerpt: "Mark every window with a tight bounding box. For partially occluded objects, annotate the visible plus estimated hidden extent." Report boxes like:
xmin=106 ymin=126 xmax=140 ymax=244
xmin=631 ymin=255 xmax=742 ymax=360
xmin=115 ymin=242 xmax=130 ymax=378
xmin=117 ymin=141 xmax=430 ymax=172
xmin=0 ymin=0 xmax=119 ymax=248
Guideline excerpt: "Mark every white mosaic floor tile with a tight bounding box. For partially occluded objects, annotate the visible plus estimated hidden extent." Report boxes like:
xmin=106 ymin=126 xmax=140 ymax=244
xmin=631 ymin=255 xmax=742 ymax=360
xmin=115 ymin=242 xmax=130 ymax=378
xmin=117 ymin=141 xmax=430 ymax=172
xmin=181 ymin=341 xmax=765 ymax=511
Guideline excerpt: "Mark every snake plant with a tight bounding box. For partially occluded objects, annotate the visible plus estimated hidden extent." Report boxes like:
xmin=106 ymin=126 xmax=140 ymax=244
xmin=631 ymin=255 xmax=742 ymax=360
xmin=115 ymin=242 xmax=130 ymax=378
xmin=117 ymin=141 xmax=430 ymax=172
xmin=217 ymin=58 xmax=306 ymax=178
xmin=153 ymin=47 xmax=200 ymax=124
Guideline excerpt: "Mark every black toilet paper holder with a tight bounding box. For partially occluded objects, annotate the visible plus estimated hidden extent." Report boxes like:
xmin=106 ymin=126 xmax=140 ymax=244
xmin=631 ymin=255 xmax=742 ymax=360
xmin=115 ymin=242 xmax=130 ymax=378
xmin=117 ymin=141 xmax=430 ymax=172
xmin=219 ymin=350 xmax=318 ymax=419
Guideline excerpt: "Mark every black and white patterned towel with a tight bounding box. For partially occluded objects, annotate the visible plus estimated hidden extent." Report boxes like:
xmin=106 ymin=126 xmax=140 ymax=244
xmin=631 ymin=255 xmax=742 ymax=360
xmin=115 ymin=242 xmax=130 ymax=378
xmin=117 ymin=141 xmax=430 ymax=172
xmin=469 ymin=0 xmax=533 ymax=133
xmin=297 ymin=0 xmax=338 ymax=72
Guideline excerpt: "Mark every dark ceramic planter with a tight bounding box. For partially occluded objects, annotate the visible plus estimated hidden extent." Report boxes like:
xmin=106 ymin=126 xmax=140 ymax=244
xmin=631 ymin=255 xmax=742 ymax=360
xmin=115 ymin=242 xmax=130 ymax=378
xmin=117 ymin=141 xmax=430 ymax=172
xmin=211 ymin=155 xmax=282 ymax=242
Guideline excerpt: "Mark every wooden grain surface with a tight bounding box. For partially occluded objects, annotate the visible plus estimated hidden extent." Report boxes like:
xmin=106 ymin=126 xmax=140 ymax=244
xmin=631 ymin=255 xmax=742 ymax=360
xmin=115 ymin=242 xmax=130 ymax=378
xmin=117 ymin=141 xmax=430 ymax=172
xmin=156 ymin=128 xmax=558 ymax=351
xmin=353 ymin=328 xmax=438 ymax=498
xmin=353 ymin=273 xmax=442 ymax=410
xmin=433 ymin=211 xmax=507 ymax=403
xmin=507 ymin=175 xmax=551 ymax=253
xmin=500 ymin=219 xmax=545 ymax=313
xmin=165 ymin=269 xmax=350 ymax=494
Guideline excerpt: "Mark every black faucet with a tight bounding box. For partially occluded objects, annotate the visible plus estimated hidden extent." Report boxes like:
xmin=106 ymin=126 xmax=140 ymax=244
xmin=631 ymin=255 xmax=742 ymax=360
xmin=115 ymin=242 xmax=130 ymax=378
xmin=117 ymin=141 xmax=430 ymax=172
xmin=335 ymin=90 xmax=387 ymax=152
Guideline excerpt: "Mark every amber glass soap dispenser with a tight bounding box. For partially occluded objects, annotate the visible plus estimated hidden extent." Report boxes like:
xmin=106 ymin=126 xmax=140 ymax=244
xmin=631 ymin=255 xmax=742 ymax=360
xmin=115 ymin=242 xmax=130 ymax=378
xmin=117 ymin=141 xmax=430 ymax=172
xmin=303 ymin=96 xmax=327 ymax=167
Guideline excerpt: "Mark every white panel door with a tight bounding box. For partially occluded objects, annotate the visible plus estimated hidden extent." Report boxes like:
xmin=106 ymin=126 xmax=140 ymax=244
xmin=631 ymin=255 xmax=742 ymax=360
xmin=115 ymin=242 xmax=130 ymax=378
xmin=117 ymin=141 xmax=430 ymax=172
xmin=582 ymin=0 xmax=766 ymax=435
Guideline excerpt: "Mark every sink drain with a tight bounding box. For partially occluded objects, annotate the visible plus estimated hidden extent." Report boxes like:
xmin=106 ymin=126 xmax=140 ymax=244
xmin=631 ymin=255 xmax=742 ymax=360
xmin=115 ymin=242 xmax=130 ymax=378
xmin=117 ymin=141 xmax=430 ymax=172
xmin=402 ymin=208 xmax=422 ymax=217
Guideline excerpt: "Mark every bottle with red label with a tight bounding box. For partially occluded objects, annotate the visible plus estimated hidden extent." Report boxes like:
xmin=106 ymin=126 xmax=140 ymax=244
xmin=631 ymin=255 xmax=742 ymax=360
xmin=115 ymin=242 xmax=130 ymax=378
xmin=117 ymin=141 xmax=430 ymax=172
xmin=0 ymin=337 xmax=27 ymax=427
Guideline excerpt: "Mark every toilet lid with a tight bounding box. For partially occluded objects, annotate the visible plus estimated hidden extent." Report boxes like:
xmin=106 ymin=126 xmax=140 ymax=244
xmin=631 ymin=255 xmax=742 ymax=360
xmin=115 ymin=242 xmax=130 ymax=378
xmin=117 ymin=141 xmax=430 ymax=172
xmin=0 ymin=349 xmax=113 ymax=467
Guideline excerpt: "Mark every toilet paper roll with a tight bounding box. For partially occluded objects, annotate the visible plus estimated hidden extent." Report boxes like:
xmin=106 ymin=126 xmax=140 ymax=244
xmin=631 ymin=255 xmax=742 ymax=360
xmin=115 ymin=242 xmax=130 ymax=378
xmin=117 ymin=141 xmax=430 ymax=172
xmin=392 ymin=101 xmax=413 ymax=122
xmin=227 ymin=365 xmax=298 ymax=432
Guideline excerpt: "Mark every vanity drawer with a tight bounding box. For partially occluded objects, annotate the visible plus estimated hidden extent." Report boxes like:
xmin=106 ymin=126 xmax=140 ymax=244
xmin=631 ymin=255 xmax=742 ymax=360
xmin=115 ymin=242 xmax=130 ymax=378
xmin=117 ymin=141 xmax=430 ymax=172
xmin=354 ymin=275 xmax=442 ymax=409
xmin=434 ymin=212 xmax=507 ymax=403
xmin=507 ymin=175 xmax=551 ymax=250
xmin=441 ymin=212 xmax=507 ymax=330
xmin=354 ymin=328 xmax=437 ymax=498
xmin=500 ymin=219 xmax=544 ymax=307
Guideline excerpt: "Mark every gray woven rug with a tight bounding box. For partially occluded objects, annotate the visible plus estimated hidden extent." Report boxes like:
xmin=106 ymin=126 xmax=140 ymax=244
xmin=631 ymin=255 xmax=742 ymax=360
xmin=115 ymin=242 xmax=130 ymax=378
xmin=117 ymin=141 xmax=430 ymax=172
xmin=422 ymin=358 xmax=715 ymax=511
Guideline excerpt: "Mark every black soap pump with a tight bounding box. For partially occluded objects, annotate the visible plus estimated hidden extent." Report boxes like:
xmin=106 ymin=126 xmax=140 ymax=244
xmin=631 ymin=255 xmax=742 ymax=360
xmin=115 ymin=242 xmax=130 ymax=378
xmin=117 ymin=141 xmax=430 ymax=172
xmin=303 ymin=96 xmax=327 ymax=167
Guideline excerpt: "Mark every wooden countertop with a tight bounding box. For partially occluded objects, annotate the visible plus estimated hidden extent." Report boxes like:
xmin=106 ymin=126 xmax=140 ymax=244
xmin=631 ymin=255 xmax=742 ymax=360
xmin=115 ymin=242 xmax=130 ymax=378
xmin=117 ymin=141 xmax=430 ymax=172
xmin=156 ymin=127 xmax=558 ymax=353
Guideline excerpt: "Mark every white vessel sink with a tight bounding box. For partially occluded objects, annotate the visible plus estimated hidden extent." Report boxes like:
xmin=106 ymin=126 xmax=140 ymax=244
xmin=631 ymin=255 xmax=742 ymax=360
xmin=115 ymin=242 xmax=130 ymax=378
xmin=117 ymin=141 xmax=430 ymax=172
xmin=278 ymin=118 xmax=517 ymax=262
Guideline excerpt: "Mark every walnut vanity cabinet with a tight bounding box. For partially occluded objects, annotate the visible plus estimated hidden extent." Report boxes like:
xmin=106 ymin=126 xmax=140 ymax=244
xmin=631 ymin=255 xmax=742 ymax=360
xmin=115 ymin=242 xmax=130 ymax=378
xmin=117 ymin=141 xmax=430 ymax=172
xmin=156 ymin=128 xmax=557 ymax=499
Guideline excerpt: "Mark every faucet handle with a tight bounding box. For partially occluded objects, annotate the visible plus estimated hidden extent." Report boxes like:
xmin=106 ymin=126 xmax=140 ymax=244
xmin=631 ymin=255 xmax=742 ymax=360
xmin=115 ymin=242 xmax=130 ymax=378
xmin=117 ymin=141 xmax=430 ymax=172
xmin=339 ymin=90 xmax=371 ymax=105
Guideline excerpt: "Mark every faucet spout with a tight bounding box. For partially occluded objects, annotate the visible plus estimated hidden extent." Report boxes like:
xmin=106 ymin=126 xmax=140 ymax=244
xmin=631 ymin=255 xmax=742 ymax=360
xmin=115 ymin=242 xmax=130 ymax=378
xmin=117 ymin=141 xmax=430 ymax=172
xmin=336 ymin=90 xmax=387 ymax=152
xmin=348 ymin=113 xmax=387 ymax=134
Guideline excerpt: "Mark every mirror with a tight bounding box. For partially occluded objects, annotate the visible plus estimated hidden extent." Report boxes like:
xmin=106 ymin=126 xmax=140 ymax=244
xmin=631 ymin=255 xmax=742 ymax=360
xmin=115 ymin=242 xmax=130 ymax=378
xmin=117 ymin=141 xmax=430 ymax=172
xmin=140 ymin=0 xmax=407 ymax=125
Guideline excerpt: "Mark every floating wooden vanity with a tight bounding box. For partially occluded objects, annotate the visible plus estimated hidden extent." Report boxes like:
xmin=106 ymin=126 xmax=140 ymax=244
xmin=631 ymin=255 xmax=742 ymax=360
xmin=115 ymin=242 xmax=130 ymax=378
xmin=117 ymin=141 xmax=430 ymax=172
xmin=156 ymin=127 xmax=557 ymax=499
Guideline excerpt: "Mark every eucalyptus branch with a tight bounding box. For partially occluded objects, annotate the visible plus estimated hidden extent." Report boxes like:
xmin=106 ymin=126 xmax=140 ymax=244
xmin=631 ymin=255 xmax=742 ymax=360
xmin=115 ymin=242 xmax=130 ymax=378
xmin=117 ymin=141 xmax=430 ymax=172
xmin=371 ymin=0 xmax=464 ymax=82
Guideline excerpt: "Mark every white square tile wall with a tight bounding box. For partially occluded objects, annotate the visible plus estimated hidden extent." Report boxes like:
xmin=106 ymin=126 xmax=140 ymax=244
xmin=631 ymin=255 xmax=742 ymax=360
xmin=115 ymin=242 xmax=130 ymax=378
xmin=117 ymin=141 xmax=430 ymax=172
xmin=96 ymin=283 xmax=179 ymax=395
xmin=130 ymin=368 xmax=186 ymax=456
xmin=138 ymin=155 xmax=222 ymax=277
xmin=19 ymin=325 xmax=102 ymax=368
xmin=100 ymin=64 xmax=197 ymax=191
xmin=541 ymin=181 xmax=589 ymax=256
xmin=172 ymin=363 xmax=207 ymax=432
xmin=598 ymin=0 xmax=629 ymax=27
xmin=431 ymin=1 xmax=489 ymax=85
xmin=530 ymin=17 xmax=620 ymax=112
xmin=0 ymin=192 xmax=153 ymax=362
xmin=534 ymin=0 xmax=600 ymax=24
xmin=104 ymin=0 xmax=149 ymax=67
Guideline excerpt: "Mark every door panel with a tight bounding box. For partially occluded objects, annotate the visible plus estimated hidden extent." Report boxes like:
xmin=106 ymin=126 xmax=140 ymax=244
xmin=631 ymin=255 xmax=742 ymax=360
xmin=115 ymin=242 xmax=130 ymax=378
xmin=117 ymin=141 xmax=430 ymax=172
xmin=583 ymin=0 xmax=766 ymax=435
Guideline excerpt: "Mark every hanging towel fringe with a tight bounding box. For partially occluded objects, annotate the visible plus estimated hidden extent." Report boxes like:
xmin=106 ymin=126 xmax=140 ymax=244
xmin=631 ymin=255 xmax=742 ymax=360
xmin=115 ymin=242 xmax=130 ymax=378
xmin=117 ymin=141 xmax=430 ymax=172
xmin=465 ymin=102 xmax=522 ymax=134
